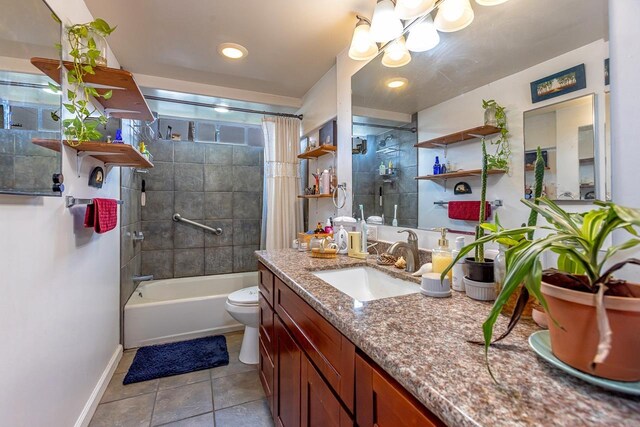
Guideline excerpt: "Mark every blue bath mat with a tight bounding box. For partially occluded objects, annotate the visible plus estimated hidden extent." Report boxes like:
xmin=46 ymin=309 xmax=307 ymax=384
xmin=123 ymin=335 xmax=229 ymax=384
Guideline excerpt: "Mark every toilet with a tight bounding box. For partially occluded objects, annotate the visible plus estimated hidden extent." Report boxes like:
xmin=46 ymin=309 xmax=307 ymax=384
xmin=225 ymin=286 xmax=260 ymax=364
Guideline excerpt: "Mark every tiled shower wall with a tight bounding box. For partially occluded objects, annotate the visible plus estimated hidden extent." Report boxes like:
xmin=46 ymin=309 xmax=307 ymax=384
xmin=140 ymin=139 xmax=263 ymax=279
xmin=120 ymin=167 xmax=142 ymax=342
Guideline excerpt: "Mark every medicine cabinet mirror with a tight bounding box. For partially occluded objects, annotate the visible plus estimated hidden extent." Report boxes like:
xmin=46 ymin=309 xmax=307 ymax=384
xmin=0 ymin=0 xmax=62 ymax=196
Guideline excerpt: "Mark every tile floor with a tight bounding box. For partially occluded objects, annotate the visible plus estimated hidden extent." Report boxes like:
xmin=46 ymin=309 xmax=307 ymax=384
xmin=89 ymin=332 xmax=274 ymax=427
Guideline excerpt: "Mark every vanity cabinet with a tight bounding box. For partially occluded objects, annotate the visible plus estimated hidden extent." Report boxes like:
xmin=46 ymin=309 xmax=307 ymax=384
xmin=258 ymin=262 xmax=443 ymax=427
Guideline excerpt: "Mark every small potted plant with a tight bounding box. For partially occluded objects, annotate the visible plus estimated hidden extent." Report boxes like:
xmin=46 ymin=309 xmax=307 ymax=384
xmin=483 ymin=99 xmax=510 ymax=171
xmin=445 ymin=197 xmax=640 ymax=382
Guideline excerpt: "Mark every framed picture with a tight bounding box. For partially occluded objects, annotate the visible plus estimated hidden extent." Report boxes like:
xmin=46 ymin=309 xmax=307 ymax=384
xmin=605 ymin=58 xmax=610 ymax=86
xmin=525 ymin=150 xmax=548 ymax=169
xmin=530 ymin=64 xmax=586 ymax=103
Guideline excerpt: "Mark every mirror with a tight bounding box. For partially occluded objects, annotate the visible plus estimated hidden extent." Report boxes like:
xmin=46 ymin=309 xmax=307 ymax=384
xmin=0 ymin=0 xmax=62 ymax=196
xmin=524 ymin=94 xmax=596 ymax=201
xmin=351 ymin=0 xmax=609 ymax=231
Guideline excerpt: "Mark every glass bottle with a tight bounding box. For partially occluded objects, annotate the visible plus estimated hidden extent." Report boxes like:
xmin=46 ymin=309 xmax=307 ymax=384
xmin=494 ymin=244 xmax=507 ymax=295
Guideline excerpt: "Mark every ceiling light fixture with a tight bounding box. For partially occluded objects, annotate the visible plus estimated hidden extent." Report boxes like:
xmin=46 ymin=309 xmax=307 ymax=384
xmin=348 ymin=16 xmax=379 ymax=61
xmin=386 ymin=77 xmax=408 ymax=88
xmin=217 ymin=43 xmax=248 ymax=59
xmin=214 ymin=105 xmax=230 ymax=113
xmin=381 ymin=36 xmax=411 ymax=68
xmin=370 ymin=0 xmax=404 ymax=43
xmin=475 ymin=0 xmax=510 ymax=5
xmin=406 ymin=15 xmax=440 ymax=52
xmin=394 ymin=0 xmax=436 ymax=20
xmin=434 ymin=0 xmax=474 ymax=32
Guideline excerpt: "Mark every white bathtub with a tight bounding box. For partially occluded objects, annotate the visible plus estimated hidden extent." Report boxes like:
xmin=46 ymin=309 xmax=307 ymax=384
xmin=124 ymin=272 xmax=258 ymax=349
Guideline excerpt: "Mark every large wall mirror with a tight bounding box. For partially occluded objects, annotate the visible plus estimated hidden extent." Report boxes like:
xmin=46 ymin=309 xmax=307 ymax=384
xmin=0 ymin=0 xmax=62 ymax=196
xmin=351 ymin=0 xmax=609 ymax=232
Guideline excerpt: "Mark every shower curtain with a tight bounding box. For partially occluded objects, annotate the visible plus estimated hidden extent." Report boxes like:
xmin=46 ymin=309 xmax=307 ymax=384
xmin=261 ymin=116 xmax=303 ymax=250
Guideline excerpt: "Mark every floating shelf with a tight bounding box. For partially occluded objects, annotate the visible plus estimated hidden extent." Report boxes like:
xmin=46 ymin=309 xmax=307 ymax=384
xmin=415 ymin=169 xmax=506 ymax=181
xmin=579 ymin=157 xmax=595 ymax=164
xmin=31 ymin=138 xmax=61 ymax=152
xmin=415 ymin=125 xmax=500 ymax=149
xmin=525 ymin=165 xmax=551 ymax=171
xmin=298 ymin=144 xmax=337 ymax=159
xmin=297 ymin=194 xmax=333 ymax=199
xmin=31 ymin=57 xmax=154 ymax=121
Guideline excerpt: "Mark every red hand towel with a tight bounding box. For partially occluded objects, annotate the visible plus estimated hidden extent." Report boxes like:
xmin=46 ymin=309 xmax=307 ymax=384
xmin=448 ymin=201 xmax=492 ymax=221
xmin=84 ymin=198 xmax=118 ymax=233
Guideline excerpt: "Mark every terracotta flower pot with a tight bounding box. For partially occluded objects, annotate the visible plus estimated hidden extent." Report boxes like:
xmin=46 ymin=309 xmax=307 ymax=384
xmin=541 ymin=281 xmax=640 ymax=382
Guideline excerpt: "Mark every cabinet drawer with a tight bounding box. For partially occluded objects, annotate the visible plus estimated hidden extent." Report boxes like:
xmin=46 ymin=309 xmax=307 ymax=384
xmin=259 ymin=292 xmax=274 ymax=360
xmin=275 ymin=278 xmax=355 ymax=412
xmin=258 ymin=263 xmax=274 ymax=307
xmin=259 ymin=336 xmax=274 ymax=416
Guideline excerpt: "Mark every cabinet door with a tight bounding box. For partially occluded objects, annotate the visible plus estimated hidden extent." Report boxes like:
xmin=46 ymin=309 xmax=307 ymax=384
xmin=258 ymin=262 xmax=275 ymax=306
xmin=274 ymin=316 xmax=302 ymax=427
xmin=302 ymin=357 xmax=352 ymax=427
xmin=355 ymin=354 xmax=444 ymax=427
xmin=259 ymin=292 xmax=274 ymax=360
xmin=259 ymin=335 xmax=274 ymax=416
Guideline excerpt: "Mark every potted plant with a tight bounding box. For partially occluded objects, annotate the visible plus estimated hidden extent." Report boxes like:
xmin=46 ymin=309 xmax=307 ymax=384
xmin=482 ymin=99 xmax=510 ymax=171
xmin=59 ymin=18 xmax=116 ymax=145
xmin=444 ymin=197 xmax=640 ymax=382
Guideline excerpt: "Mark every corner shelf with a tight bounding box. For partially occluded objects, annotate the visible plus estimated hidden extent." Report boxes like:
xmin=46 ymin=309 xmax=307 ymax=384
xmin=415 ymin=125 xmax=500 ymax=149
xmin=32 ymin=139 xmax=153 ymax=177
xmin=415 ymin=169 xmax=506 ymax=181
xmin=30 ymin=57 xmax=154 ymax=121
xmin=298 ymin=144 xmax=337 ymax=159
xmin=297 ymin=194 xmax=333 ymax=199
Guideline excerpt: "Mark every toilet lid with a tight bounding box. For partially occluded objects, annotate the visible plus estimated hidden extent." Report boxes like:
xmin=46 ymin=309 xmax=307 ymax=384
xmin=228 ymin=286 xmax=259 ymax=305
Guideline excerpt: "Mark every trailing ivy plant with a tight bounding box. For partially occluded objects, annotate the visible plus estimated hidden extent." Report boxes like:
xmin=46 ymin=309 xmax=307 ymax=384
xmin=482 ymin=99 xmax=510 ymax=171
xmin=61 ymin=18 xmax=116 ymax=145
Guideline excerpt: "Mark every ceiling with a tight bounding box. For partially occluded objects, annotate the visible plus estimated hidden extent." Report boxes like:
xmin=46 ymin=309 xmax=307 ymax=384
xmin=0 ymin=0 xmax=59 ymax=61
xmin=352 ymin=0 xmax=609 ymax=115
xmin=85 ymin=0 xmax=373 ymax=99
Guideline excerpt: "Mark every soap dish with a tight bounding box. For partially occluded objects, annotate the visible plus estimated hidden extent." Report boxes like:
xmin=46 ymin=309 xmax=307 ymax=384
xmin=311 ymin=248 xmax=338 ymax=259
xmin=376 ymin=253 xmax=397 ymax=265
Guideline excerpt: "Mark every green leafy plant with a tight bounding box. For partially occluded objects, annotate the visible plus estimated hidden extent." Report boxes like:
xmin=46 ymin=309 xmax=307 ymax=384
xmin=62 ymin=18 xmax=116 ymax=145
xmin=482 ymin=99 xmax=510 ymax=171
xmin=443 ymin=196 xmax=640 ymax=381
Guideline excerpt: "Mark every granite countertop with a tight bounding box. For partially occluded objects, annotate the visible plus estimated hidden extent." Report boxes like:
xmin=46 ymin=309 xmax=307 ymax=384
xmin=255 ymin=249 xmax=640 ymax=427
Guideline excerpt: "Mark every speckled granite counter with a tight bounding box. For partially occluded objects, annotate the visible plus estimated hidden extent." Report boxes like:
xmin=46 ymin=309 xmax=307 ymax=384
xmin=255 ymin=249 xmax=640 ymax=427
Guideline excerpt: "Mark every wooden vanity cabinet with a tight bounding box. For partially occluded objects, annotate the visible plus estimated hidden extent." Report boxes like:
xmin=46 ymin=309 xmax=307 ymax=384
xmin=258 ymin=263 xmax=275 ymax=416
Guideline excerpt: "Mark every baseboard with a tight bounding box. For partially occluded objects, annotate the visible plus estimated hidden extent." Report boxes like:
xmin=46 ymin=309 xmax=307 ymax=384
xmin=74 ymin=344 xmax=123 ymax=427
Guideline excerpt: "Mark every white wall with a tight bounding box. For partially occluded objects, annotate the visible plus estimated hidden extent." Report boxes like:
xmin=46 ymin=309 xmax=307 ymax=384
xmin=0 ymin=1 xmax=122 ymax=426
xmin=417 ymin=40 xmax=609 ymax=232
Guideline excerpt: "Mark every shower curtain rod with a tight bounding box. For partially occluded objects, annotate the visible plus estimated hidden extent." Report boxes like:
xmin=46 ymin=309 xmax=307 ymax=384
xmin=144 ymin=95 xmax=303 ymax=120
xmin=352 ymin=121 xmax=417 ymax=133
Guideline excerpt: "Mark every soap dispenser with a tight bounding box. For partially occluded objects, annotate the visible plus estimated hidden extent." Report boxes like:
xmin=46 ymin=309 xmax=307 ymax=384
xmin=432 ymin=228 xmax=453 ymax=280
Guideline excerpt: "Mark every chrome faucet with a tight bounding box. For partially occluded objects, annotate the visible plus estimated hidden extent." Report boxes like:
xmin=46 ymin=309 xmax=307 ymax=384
xmin=387 ymin=229 xmax=420 ymax=273
xmin=132 ymin=275 xmax=153 ymax=283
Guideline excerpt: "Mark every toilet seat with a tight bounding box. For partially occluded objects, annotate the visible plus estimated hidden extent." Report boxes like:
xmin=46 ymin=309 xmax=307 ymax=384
xmin=228 ymin=286 xmax=259 ymax=306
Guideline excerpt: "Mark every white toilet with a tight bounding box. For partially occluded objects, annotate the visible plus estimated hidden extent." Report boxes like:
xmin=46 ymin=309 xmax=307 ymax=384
xmin=225 ymin=286 xmax=260 ymax=364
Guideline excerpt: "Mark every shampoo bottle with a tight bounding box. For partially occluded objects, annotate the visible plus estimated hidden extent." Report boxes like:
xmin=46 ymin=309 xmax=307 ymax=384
xmin=451 ymin=236 xmax=466 ymax=292
xmin=431 ymin=228 xmax=452 ymax=280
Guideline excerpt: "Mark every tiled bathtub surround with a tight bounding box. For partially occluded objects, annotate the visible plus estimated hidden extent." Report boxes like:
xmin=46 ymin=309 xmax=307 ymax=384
xmin=141 ymin=140 xmax=263 ymax=279
xmin=256 ymin=249 xmax=640 ymax=427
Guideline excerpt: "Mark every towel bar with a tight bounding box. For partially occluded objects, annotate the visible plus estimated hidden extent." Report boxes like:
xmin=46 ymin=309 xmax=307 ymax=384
xmin=434 ymin=199 xmax=503 ymax=207
xmin=65 ymin=196 xmax=124 ymax=208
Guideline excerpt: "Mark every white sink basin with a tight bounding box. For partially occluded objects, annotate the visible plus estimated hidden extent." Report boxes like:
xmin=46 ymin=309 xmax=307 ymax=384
xmin=312 ymin=267 xmax=420 ymax=302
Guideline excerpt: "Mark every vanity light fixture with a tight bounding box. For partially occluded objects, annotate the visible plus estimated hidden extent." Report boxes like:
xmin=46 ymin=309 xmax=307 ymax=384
xmin=217 ymin=43 xmax=248 ymax=59
xmin=381 ymin=36 xmax=412 ymax=68
xmin=475 ymin=0 xmax=510 ymax=5
xmin=214 ymin=105 xmax=230 ymax=113
xmin=434 ymin=0 xmax=475 ymax=32
xmin=370 ymin=0 xmax=404 ymax=43
xmin=348 ymin=16 xmax=379 ymax=61
xmin=395 ymin=0 xmax=436 ymax=20
xmin=386 ymin=77 xmax=408 ymax=88
xmin=406 ymin=15 xmax=440 ymax=52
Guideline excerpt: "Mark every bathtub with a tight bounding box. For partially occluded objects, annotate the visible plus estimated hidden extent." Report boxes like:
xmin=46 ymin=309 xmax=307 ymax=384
xmin=124 ymin=272 xmax=258 ymax=349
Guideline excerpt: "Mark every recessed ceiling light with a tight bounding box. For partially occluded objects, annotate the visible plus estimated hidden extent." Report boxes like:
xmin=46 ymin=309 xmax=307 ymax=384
xmin=386 ymin=78 xmax=408 ymax=88
xmin=218 ymin=43 xmax=248 ymax=59
xmin=214 ymin=105 xmax=230 ymax=113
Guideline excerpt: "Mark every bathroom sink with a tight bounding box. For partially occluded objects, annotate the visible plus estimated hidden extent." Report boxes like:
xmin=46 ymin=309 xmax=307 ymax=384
xmin=312 ymin=267 xmax=420 ymax=302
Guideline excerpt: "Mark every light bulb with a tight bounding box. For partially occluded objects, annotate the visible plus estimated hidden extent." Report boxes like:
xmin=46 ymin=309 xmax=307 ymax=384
xmin=381 ymin=37 xmax=411 ymax=68
xmin=406 ymin=15 xmax=440 ymax=52
xmin=441 ymin=0 xmax=465 ymax=21
xmin=370 ymin=0 xmax=404 ymax=43
xmin=348 ymin=17 xmax=379 ymax=61
xmin=395 ymin=0 xmax=437 ymax=20
xmin=434 ymin=0 xmax=474 ymax=32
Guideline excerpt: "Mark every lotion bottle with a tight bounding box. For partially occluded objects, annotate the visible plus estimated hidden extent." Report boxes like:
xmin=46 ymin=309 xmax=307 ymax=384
xmin=431 ymin=228 xmax=452 ymax=280
xmin=451 ymin=236 xmax=466 ymax=292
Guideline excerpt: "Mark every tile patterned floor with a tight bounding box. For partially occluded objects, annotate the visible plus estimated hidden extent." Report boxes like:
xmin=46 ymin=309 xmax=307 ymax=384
xmin=89 ymin=332 xmax=273 ymax=427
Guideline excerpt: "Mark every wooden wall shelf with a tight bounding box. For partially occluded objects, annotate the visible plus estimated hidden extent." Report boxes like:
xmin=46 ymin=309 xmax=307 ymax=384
xmin=298 ymin=144 xmax=337 ymax=159
xmin=525 ymin=165 xmax=551 ymax=171
xmin=30 ymin=57 xmax=154 ymax=121
xmin=298 ymin=194 xmax=333 ymax=199
xmin=415 ymin=169 xmax=506 ymax=181
xmin=415 ymin=125 xmax=500 ymax=149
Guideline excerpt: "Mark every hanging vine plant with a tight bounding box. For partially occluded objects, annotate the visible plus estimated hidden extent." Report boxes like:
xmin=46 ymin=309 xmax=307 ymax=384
xmin=482 ymin=99 xmax=511 ymax=171
xmin=60 ymin=18 xmax=116 ymax=145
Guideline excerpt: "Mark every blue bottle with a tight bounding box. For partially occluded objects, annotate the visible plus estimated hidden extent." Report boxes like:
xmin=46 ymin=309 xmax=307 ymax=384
xmin=433 ymin=156 xmax=441 ymax=175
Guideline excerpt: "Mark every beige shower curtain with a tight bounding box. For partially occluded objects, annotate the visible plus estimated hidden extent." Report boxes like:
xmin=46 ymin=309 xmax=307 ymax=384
xmin=261 ymin=116 xmax=303 ymax=250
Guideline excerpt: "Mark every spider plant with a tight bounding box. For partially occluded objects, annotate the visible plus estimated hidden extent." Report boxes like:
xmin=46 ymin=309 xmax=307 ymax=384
xmin=442 ymin=196 xmax=640 ymax=380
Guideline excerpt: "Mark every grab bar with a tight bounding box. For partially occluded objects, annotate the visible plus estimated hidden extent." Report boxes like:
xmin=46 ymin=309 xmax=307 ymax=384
xmin=434 ymin=199 xmax=503 ymax=207
xmin=173 ymin=213 xmax=222 ymax=235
